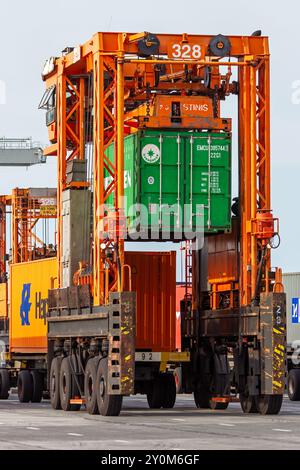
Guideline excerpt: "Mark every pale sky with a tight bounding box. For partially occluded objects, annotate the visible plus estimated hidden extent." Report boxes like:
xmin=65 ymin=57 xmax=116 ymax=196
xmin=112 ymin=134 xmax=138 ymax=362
xmin=0 ymin=0 xmax=299 ymax=273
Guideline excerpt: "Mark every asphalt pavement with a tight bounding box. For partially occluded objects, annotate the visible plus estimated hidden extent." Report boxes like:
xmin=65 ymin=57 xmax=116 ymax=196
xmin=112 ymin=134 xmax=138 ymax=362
xmin=0 ymin=394 xmax=299 ymax=450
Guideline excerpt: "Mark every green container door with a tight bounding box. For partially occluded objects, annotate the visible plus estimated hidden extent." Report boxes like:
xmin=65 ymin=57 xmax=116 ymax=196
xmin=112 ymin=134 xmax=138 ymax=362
xmin=188 ymin=133 xmax=231 ymax=231
xmin=137 ymin=130 xmax=231 ymax=234
xmin=138 ymin=132 xmax=185 ymax=233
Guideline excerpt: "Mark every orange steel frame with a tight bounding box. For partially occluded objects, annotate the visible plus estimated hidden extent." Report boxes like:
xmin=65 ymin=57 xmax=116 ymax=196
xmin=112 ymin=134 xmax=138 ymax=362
xmin=0 ymin=196 xmax=6 ymax=281
xmin=9 ymin=189 xmax=56 ymax=264
xmin=239 ymin=57 xmax=272 ymax=305
xmin=56 ymin=76 xmax=85 ymax=287
xmin=42 ymin=32 xmax=277 ymax=309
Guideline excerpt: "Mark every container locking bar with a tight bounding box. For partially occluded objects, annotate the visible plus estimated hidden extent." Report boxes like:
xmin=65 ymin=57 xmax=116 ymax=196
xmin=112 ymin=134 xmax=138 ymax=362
xmin=260 ymin=292 xmax=286 ymax=395
xmin=108 ymin=291 xmax=136 ymax=395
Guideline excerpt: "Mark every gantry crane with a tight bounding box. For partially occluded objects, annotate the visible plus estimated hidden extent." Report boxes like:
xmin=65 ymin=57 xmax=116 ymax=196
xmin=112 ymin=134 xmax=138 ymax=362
xmin=0 ymin=187 xmax=57 ymax=297
xmin=0 ymin=139 xmax=48 ymax=359
xmin=35 ymin=31 xmax=286 ymax=416
xmin=0 ymin=187 xmax=57 ymax=401
xmin=0 ymin=137 xmax=45 ymax=166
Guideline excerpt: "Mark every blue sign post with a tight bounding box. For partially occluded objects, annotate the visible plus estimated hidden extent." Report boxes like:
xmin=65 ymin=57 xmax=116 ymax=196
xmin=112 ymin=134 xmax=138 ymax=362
xmin=292 ymin=298 xmax=300 ymax=324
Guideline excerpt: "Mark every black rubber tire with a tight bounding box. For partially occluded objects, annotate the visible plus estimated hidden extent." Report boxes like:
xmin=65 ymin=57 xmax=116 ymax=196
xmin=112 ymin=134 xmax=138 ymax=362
xmin=96 ymin=357 xmax=123 ymax=416
xmin=209 ymin=400 xmax=229 ymax=410
xmin=84 ymin=358 xmax=99 ymax=415
xmin=69 ymin=355 xmax=81 ymax=411
xmin=194 ymin=386 xmax=211 ymax=409
xmin=240 ymin=393 xmax=258 ymax=413
xmin=30 ymin=370 xmax=43 ymax=403
xmin=50 ymin=357 xmax=62 ymax=409
xmin=288 ymin=369 xmax=300 ymax=401
xmin=255 ymin=394 xmax=283 ymax=415
xmin=17 ymin=370 xmax=33 ymax=403
xmin=59 ymin=357 xmax=81 ymax=411
xmin=147 ymin=376 xmax=164 ymax=409
xmin=161 ymin=373 xmax=176 ymax=409
xmin=0 ymin=369 xmax=10 ymax=399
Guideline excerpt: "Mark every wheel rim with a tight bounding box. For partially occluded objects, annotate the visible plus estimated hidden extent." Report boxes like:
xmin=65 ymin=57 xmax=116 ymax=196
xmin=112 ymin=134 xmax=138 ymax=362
xmin=257 ymin=395 xmax=266 ymax=407
xmin=256 ymin=395 xmax=268 ymax=413
xmin=288 ymin=377 xmax=294 ymax=396
xmin=240 ymin=393 xmax=255 ymax=412
xmin=88 ymin=375 xmax=93 ymax=397
xmin=255 ymin=394 xmax=282 ymax=415
xmin=175 ymin=374 xmax=179 ymax=387
xmin=99 ymin=377 xmax=105 ymax=400
xmin=51 ymin=373 xmax=56 ymax=395
xmin=62 ymin=374 xmax=67 ymax=396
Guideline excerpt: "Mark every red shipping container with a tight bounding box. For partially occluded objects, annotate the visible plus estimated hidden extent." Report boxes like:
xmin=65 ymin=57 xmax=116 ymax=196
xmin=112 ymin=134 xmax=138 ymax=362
xmin=125 ymin=251 xmax=176 ymax=352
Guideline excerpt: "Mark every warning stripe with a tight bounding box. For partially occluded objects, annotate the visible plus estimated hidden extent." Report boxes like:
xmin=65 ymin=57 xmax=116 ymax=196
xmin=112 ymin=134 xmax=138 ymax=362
xmin=274 ymin=348 xmax=284 ymax=357
xmin=273 ymin=380 xmax=283 ymax=389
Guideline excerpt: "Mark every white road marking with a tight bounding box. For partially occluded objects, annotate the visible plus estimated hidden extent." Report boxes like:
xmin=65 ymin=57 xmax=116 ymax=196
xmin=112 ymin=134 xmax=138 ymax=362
xmin=26 ymin=427 xmax=40 ymax=431
xmin=67 ymin=432 xmax=83 ymax=437
xmin=172 ymin=418 xmax=186 ymax=422
xmin=272 ymin=428 xmax=292 ymax=432
xmin=114 ymin=440 xmax=130 ymax=444
xmin=218 ymin=423 xmax=235 ymax=427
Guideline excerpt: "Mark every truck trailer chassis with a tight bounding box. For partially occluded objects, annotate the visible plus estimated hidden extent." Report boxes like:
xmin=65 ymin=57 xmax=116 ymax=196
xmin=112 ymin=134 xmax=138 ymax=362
xmin=0 ymin=290 xmax=287 ymax=415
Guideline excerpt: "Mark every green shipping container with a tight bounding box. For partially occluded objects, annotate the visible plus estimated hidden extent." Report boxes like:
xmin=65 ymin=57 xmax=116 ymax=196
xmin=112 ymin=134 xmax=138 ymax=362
xmin=106 ymin=130 xmax=231 ymax=238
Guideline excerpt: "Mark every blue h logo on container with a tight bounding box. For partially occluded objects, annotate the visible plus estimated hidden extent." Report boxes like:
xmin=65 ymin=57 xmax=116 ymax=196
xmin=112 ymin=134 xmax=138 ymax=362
xmin=292 ymin=298 xmax=300 ymax=324
xmin=20 ymin=283 xmax=31 ymax=326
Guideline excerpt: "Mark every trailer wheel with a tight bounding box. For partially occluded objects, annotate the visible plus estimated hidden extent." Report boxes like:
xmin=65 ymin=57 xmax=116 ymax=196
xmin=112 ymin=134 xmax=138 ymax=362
xmin=194 ymin=386 xmax=211 ymax=408
xmin=161 ymin=373 xmax=176 ymax=409
xmin=147 ymin=376 xmax=164 ymax=409
xmin=240 ymin=393 xmax=258 ymax=413
xmin=50 ymin=357 xmax=62 ymax=409
xmin=30 ymin=370 xmax=43 ymax=403
xmin=96 ymin=357 xmax=123 ymax=416
xmin=288 ymin=369 xmax=300 ymax=401
xmin=0 ymin=369 xmax=10 ymax=399
xmin=69 ymin=355 xmax=82 ymax=411
xmin=17 ymin=370 xmax=33 ymax=403
xmin=84 ymin=358 xmax=99 ymax=415
xmin=255 ymin=394 xmax=283 ymax=415
xmin=59 ymin=357 xmax=81 ymax=411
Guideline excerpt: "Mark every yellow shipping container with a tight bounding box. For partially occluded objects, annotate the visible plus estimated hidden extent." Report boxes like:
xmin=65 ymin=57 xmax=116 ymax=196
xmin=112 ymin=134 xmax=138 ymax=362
xmin=0 ymin=283 xmax=7 ymax=317
xmin=10 ymin=258 xmax=57 ymax=353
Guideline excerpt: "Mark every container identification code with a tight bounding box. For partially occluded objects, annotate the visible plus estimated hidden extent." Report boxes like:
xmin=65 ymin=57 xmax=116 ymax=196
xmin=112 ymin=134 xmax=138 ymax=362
xmin=196 ymin=144 xmax=229 ymax=158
